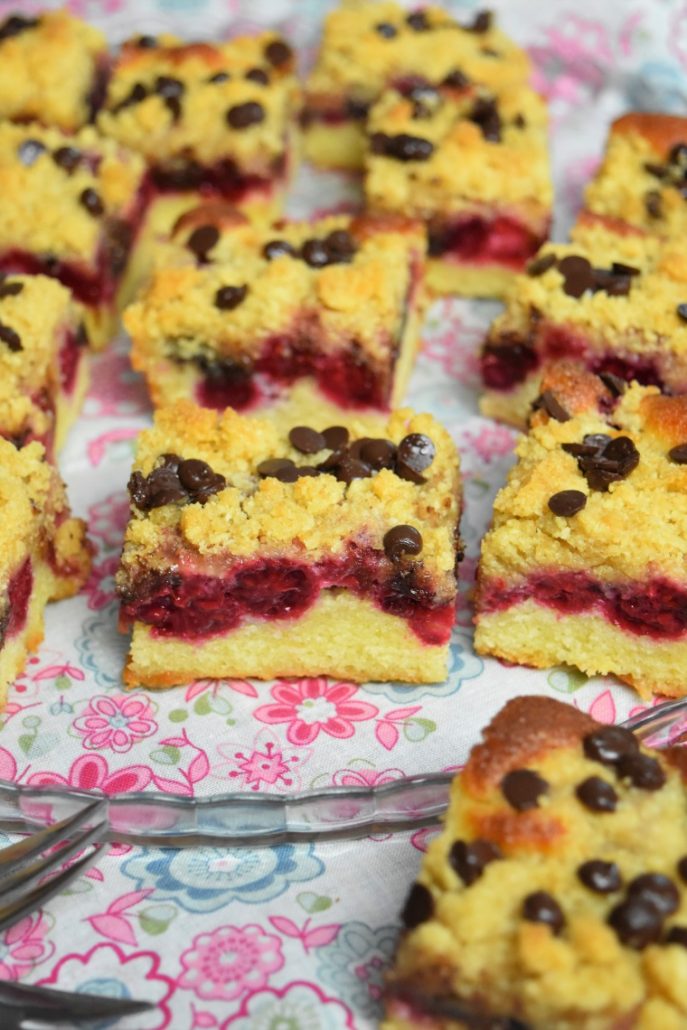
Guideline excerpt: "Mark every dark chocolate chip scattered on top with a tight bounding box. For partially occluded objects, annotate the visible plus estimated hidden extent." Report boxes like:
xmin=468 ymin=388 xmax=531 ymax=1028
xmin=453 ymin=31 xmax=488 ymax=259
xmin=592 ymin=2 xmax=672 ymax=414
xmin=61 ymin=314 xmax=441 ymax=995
xmin=289 ymin=426 xmax=326 ymax=454
xmin=536 ymin=390 xmax=570 ymax=422
xmin=264 ymin=38 xmax=292 ymax=67
xmin=547 ymin=490 xmax=587 ymax=517
xmin=578 ymin=860 xmax=622 ymax=894
xmin=0 ymin=322 xmax=21 ymax=352
xmin=617 ymin=752 xmax=666 ymax=791
xmin=370 ymin=132 xmax=434 ymax=162
xmin=214 ymin=284 xmax=248 ymax=311
xmin=668 ymin=443 xmax=687 ymax=464
xmin=501 ymin=769 xmax=548 ymax=811
xmin=375 ymin=21 xmax=398 ymax=38
xmin=0 ymin=281 xmax=23 ymax=300
xmin=226 ymin=101 xmax=265 ymax=129
xmin=17 ymin=138 xmax=46 ymax=167
xmin=608 ymin=897 xmax=663 ymax=949
xmin=401 ymin=882 xmax=434 ymax=928
xmin=128 ymin=453 xmax=225 ymax=510
xmin=263 ymin=239 xmax=296 ymax=261
xmin=187 ymin=224 xmax=219 ymax=262
xmin=527 ymin=253 xmax=556 ymax=277
xmin=575 ymin=776 xmax=618 ymax=812
xmin=583 ymin=725 xmax=639 ymax=766
xmin=628 ymin=873 xmax=680 ymax=916
xmin=79 ymin=188 xmax=104 ymax=217
xmin=563 ymin=434 xmax=639 ymax=492
xmin=383 ymin=525 xmax=423 ymax=562
xmin=522 ymin=892 xmax=565 ymax=935
xmin=449 ymin=839 xmax=501 ymax=886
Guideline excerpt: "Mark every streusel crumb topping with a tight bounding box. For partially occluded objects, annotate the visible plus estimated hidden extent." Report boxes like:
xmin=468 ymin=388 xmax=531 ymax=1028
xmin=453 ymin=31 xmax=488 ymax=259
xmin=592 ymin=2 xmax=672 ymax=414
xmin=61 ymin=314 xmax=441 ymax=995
xmin=0 ymin=274 xmax=78 ymax=388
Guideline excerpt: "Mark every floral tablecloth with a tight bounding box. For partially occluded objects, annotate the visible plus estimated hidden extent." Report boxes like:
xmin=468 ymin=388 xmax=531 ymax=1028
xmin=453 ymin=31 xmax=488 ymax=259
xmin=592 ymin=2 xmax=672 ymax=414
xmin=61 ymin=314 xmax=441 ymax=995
xmin=2 ymin=0 xmax=687 ymax=1026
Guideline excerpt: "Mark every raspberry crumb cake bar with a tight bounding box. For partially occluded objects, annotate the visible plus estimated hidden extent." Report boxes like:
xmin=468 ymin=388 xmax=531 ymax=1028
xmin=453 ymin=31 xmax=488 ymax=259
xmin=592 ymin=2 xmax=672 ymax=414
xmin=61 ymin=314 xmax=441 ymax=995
xmin=475 ymin=369 xmax=687 ymax=697
xmin=385 ymin=695 xmax=687 ymax=1028
xmin=0 ymin=122 xmax=146 ymax=349
xmin=0 ymin=274 xmax=89 ymax=456
xmin=0 ymin=9 xmax=107 ymax=131
xmin=480 ymin=217 xmax=687 ymax=428
xmin=125 ymin=207 xmax=426 ymax=422
xmin=364 ymin=82 xmax=551 ymax=298
xmin=117 ymin=401 xmax=461 ymax=687
xmin=98 ymin=31 xmax=299 ymax=219
xmin=0 ymin=438 xmax=91 ymax=707
xmin=304 ymin=1 xmax=531 ymax=171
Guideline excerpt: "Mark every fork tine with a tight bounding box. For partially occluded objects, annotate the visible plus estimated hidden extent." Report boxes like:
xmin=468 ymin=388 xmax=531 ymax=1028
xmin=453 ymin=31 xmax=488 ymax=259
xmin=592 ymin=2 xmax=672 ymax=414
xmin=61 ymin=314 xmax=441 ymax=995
xmin=0 ymin=798 xmax=106 ymax=880
xmin=0 ymin=978 xmax=155 ymax=1023
xmin=0 ymin=839 xmax=106 ymax=935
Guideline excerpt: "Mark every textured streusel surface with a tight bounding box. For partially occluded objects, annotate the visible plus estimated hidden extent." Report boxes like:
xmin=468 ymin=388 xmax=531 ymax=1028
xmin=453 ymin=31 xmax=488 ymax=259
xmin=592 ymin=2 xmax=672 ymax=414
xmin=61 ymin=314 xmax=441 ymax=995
xmin=385 ymin=696 xmax=687 ymax=1029
xmin=0 ymin=274 xmax=78 ymax=388
xmin=0 ymin=10 xmax=106 ymax=131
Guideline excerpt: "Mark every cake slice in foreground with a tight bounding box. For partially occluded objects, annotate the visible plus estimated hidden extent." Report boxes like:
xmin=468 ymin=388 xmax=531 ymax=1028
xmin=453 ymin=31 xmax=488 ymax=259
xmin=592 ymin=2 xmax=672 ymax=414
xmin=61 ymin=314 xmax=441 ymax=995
xmin=117 ymin=401 xmax=461 ymax=687
xmin=475 ymin=368 xmax=687 ymax=697
xmin=385 ymin=695 xmax=687 ymax=1029
xmin=0 ymin=439 xmax=91 ymax=707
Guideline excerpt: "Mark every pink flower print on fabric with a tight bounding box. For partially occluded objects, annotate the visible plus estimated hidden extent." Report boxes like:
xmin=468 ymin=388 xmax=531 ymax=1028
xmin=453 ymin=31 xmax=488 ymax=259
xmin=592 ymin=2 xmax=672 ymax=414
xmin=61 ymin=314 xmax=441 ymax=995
xmin=84 ymin=554 xmax=120 ymax=610
xmin=0 ymin=913 xmax=54 ymax=980
xmin=255 ymin=678 xmax=378 ymax=746
xmin=72 ymin=695 xmax=157 ymax=753
xmin=225 ymin=980 xmax=355 ymax=1029
xmin=28 ymin=753 xmax=153 ymax=794
xmin=215 ymin=727 xmax=312 ymax=792
xmin=87 ymin=491 xmax=130 ymax=551
xmin=180 ymin=924 xmax=284 ymax=1002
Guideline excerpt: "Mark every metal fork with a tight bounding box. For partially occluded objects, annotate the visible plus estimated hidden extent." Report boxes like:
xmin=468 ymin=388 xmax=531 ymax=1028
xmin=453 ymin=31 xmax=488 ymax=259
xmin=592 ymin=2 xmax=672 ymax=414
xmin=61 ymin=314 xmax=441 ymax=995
xmin=0 ymin=978 xmax=155 ymax=1029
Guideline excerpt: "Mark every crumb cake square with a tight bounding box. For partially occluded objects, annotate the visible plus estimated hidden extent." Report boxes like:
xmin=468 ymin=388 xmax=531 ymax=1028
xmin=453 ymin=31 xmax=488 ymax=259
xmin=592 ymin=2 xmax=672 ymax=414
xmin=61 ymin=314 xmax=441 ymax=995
xmin=0 ymin=274 xmax=89 ymax=456
xmin=584 ymin=113 xmax=687 ymax=238
xmin=0 ymin=9 xmax=108 ymax=131
xmin=125 ymin=206 xmax=426 ymax=423
xmin=0 ymin=437 xmax=91 ymax=707
xmin=363 ymin=82 xmax=551 ymax=298
xmin=474 ymin=369 xmax=687 ymax=697
xmin=98 ymin=31 xmax=300 ymax=224
xmin=0 ymin=122 xmax=146 ymax=349
xmin=304 ymin=1 xmax=531 ymax=171
xmin=480 ymin=215 xmax=687 ymax=428
xmin=385 ymin=695 xmax=687 ymax=1029
xmin=116 ymin=401 xmax=461 ymax=687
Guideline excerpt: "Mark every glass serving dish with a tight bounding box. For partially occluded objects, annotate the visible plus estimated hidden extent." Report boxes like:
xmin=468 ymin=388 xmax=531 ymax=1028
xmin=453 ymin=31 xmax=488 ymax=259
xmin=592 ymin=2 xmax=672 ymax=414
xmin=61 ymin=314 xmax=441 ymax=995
xmin=0 ymin=697 xmax=685 ymax=848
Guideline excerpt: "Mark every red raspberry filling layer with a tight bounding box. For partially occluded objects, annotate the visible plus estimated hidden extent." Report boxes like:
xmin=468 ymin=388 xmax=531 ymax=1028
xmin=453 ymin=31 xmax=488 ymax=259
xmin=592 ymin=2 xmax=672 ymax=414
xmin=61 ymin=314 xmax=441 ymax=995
xmin=428 ymin=216 xmax=545 ymax=270
xmin=58 ymin=326 xmax=86 ymax=395
xmin=480 ymin=572 xmax=687 ymax=639
xmin=0 ymin=558 xmax=33 ymax=648
xmin=120 ymin=553 xmax=454 ymax=646
xmin=149 ymin=154 xmax=287 ymax=202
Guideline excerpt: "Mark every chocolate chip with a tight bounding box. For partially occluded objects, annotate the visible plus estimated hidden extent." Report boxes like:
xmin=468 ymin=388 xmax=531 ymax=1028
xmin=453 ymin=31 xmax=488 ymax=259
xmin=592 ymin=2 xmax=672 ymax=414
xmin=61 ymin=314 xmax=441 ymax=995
xmin=449 ymin=839 xmax=501 ymax=886
xmin=178 ymin=458 xmax=225 ymax=498
xmin=469 ymin=96 xmax=501 ymax=141
xmin=669 ymin=142 xmax=687 ymax=167
xmin=558 ymin=254 xmax=594 ymax=298
xmin=187 ymin=224 xmax=219 ymax=261
xmin=397 ymin=434 xmax=435 ymax=482
xmin=628 ymin=874 xmax=679 ymax=916
xmin=289 ymin=426 xmax=326 ymax=454
xmin=263 ymin=239 xmax=295 ymax=261
xmin=215 ymin=284 xmax=248 ymax=310
xmin=669 ymin=443 xmax=687 ymax=464
xmin=527 ymin=253 xmax=556 ymax=277
xmin=359 ymin=438 xmax=396 ymax=469
xmin=18 ymin=139 xmax=46 ymax=167
xmin=0 ymin=322 xmax=21 ymax=352
xmin=644 ymin=161 xmax=667 ymax=179
xmin=322 ymin=426 xmax=349 ymax=449
xmin=0 ymin=15 xmax=38 ymax=43
xmin=666 ymin=926 xmax=687 ymax=947
xmin=128 ymin=465 xmax=186 ymax=510
xmin=53 ymin=145 xmax=82 ymax=173
xmin=345 ymin=97 xmax=370 ymax=120
xmin=264 ymin=39 xmax=292 ymax=67
xmin=583 ymin=725 xmax=638 ymax=767
xmin=155 ymin=75 xmax=184 ymax=120
xmin=537 ymin=390 xmax=570 ymax=422
xmin=112 ymin=81 xmax=148 ymax=114
xmin=599 ymin=371 xmax=626 ymax=397
xmin=79 ymin=188 xmax=104 ymax=217
xmin=226 ymin=101 xmax=265 ymax=129
xmin=576 ymin=776 xmax=618 ymax=812
xmin=442 ymin=68 xmax=470 ymax=88
xmin=257 ymin=458 xmax=294 ymax=478
xmin=609 ymin=897 xmax=663 ymax=949
xmin=134 ymin=34 xmax=157 ymax=48
xmin=335 ymin=457 xmax=373 ymax=483
xmin=617 ymin=752 xmax=666 ymax=791
xmin=273 ymin=464 xmax=299 ymax=483
xmin=547 ymin=490 xmax=587 ymax=517
xmin=0 ymin=281 xmax=23 ymax=300
xmin=678 ymin=857 xmax=687 ymax=884
xmin=501 ymin=769 xmax=548 ymax=811
xmin=375 ymin=22 xmax=398 ymax=38
xmin=300 ymin=238 xmax=330 ymax=268
xmin=677 ymin=303 xmax=687 ymax=323
xmin=406 ymin=10 xmax=430 ymax=31
xmin=573 ymin=434 xmax=639 ymax=492
xmin=578 ymin=860 xmax=622 ymax=894
xmin=522 ymin=892 xmax=565 ymax=935
xmin=324 ymin=229 xmax=355 ymax=263
xmin=612 ymin=261 xmax=640 ymax=278
xmin=562 ymin=433 xmax=612 ymax=459
xmin=592 ymin=266 xmax=633 ymax=297
xmin=645 ymin=189 xmax=662 ymax=218
xmin=467 ymin=10 xmax=493 ymax=32
xmin=246 ymin=67 xmax=269 ymax=85
xmin=401 ymin=882 xmax=433 ymax=928
xmin=208 ymin=71 xmax=230 ymax=84
xmin=370 ymin=132 xmax=434 ymax=162
xmin=384 ymin=525 xmax=423 ymax=562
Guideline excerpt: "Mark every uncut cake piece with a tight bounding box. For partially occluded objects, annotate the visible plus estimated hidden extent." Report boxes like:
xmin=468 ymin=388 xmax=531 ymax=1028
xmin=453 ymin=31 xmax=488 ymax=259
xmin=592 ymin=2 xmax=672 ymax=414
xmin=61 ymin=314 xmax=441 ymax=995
xmin=0 ymin=122 xmax=146 ymax=349
xmin=124 ymin=206 xmax=426 ymax=423
xmin=474 ymin=367 xmax=687 ymax=697
xmin=0 ymin=438 xmax=91 ymax=707
xmin=480 ymin=215 xmax=687 ymax=428
xmin=0 ymin=274 xmax=89 ymax=456
xmin=98 ymin=31 xmax=300 ymax=222
xmin=364 ymin=81 xmax=550 ymax=298
xmin=583 ymin=113 xmax=687 ymax=238
xmin=117 ymin=401 xmax=461 ymax=687
xmin=304 ymin=1 xmax=531 ymax=170
xmin=0 ymin=9 xmax=108 ymax=131
xmin=385 ymin=695 xmax=687 ymax=1029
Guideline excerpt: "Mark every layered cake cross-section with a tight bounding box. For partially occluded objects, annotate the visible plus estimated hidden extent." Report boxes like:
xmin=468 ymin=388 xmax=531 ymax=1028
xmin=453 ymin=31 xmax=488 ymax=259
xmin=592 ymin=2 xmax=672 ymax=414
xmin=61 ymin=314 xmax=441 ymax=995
xmin=0 ymin=122 xmax=147 ymax=349
xmin=480 ymin=216 xmax=687 ymax=428
xmin=0 ymin=437 xmax=91 ymax=708
xmin=475 ymin=370 xmax=687 ymax=697
xmin=385 ymin=695 xmax=687 ymax=1028
xmin=116 ymin=401 xmax=461 ymax=687
xmin=124 ymin=206 xmax=427 ymax=424
xmin=364 ymin=81 xmax=551 ymax=298
xmin=304 ymin=0 xmax=531 ymax=170
xmin=0 ymin=9 xmax=108 ymax=131
xmin=0 ymin=274 xmax=89 ymax=457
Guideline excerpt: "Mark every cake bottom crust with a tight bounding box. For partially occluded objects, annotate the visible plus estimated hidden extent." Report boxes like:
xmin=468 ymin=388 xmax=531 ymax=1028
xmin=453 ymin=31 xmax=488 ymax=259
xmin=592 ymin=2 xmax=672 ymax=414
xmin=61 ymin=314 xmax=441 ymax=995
xmin=124 ymin=590 xmax=450 ymax=688
xmin=302 ymin=121 xmax=366 ymax=171
xmin=54 ymin=346 xmax=91 ymax=453
xmin=479 ymin=376 xmax=542 ymax=430
xmin=474 ymin=601 xmax=687 ymax=697
xmin=0 ymin=561 xmax=55 ymax=708
xmin=427 ymin=259 xmax=517 ymax=300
